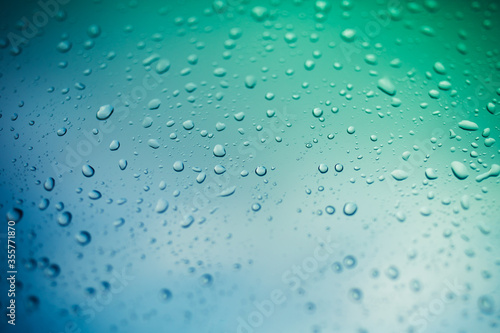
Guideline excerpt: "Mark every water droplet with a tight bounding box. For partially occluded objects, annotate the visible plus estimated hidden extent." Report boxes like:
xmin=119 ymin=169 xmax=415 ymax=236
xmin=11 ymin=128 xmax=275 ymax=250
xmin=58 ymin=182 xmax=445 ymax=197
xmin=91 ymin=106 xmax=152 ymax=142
xmin=410 ymin=279 xmax=421 ymax=292
xmin=304 ymin=60 xmax=315 ymax=71
xmin=391 ymin=169 xmax=408 ymax=181
xmin=156 ymin=59 xmax=170 ymax=74
xmin=349 ymin=288 xmax=363 ymax=302
xmin=312 ymin=107 xmax=323 ymax=117
xmin=251 ymin=6 xmax=269 ymax=21
xmin=119 ymin=159 xmax=128 ymax=170
xmin=234 ymin=112 xmax=245 ymax=121
xmin=6 ymin=208 xmax=23 ymax=222
xmin=159 ymin=288 xmax=173 ymax=302
xmin=331 ymin=262 xmax=343 ymax=273
xmin=425 ymin=168 xmax=438 ymax=180
xmin=183 ymin=120 xmax=194 ymax=130
xmin=325 ymin=205 xmax=335 ymax=215
xmin=219 ymin=186 xmax=236 ymax=197
xmin=88 ymin=190 xmax=102 ymax=200
xmin=109 ymin=140 xmax=120 ymax=151
xmin=305 ymin=301 xmax=316 ymax=313
xmin=318 ymin=164 xmax=328 ymax=173
xmin=155 ymin=199 xmax=169 ymax=213
xmin=334 ymin=164 xmax=344 ymax=172
xmin=377 ymin=77 xmax=396 ymax=96
xmin=148 ymin=98 xmax=161 ymax=110
xmin=215 ymin=122 xmax=226 ymax=131
xmin=433 ymin=61 xmax=446 ymax=74
xmin=44 ymin=177 xmax=55 ymax=191
xmin=75 ymin=231 xmax=91 ymax=246
xmin=148 ymin=139 xmax=160 ymax=149
xmin=181 ymin=215 xmax=195 ymax=228
xmin=82 ymin=164 xmax=95 ymax=177
xmin=196 ymin=172 xmax=207 ymax=184
xmin=244 ymin=75 xmax=257 ymax=89
xmin=87 ymin=24 xmax=101 ymax=38
xmin=343 ymin=255 xmax=357 ymax=269
xmin=57 ymin=211 xmax=72 ymax=226
xmin=476 ymin=164 xmax=500 ymax=182
xmin=56 ymin=40 xmax=72 ymax=53
xmin=438 ymin=80 xmax=451 ymax=90
xmin=251 ymin=203 xmax=261 ymax=211
xmin=142 ymin=117 xmax=153 ymax=128
xmin=213 ymin=67 xmax=227 ymax=77
xmin=458 ymin=120 xmax=478 ymax=131
xmin=200 ymin=273 xmax=213 ymax=286
xmin=343 ymin=202 xmax=357 ymax=216
xmin=45 ymin=264 xmax=61 ymax=278
xmin=114 ymin=218 xmax=125 ymax=227
xmin=213 ymin=144 xmax=226 ymax=157
xmin=214 ymin=164 xmax=226 ymax=174
xmin=96 ymin=105 xmax=114 ymax=120
xmin=25 ymin=296 xmax=40 ymax=312
xmin=173 ymin=161 xmax=184 ymax=172
xmin=478 ymin=295 xmax=494 ymax=315
xmin=284 ymin=32 xmax=298 ymax=44
xmin=340 ymin=28 xmax=356 ymax=42
xmin=385 ymin=266 xmax=399 ymax=279
xmin=255 ymin=166 xmax=267 ymax=176
xmin=486 ymin=102 xmax=496 ymax=114
xmin=38 ymin=199 xmax=49 ymax=211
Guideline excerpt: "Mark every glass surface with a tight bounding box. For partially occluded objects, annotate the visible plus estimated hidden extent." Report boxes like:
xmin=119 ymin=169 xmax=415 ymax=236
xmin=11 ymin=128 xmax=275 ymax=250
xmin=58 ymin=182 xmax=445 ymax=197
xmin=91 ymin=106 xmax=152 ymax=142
xmin=0 ymin=1 xmax=499 ymax=332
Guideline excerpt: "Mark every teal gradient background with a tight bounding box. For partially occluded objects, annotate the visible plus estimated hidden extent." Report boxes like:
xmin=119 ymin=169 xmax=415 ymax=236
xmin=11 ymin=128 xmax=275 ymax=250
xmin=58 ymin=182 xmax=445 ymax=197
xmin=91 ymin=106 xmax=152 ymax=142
xmin=0 ymin=0 xmax=499 ymax=332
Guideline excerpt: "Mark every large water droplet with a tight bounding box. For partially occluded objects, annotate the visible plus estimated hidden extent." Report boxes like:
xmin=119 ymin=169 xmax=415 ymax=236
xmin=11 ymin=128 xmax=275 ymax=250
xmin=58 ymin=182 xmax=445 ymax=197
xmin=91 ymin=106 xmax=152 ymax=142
xmin=451 ymin=161 xmax=468 ymax=180
xmin=213 ymin=144 xmax=226 ymax=157
xmin=155 ymin=199 xmax=169 ymax=213
xmin=318 ymin=164 xmax=328 ymax=173
xmin=44 ymin=177 xmax=55 ymax=191
xmin=96 ymin=105 xmax=114 ymax=120
xmin=343 ymin=202 xmax=357 ymax=216
xmin=377 ymin=77 xmax=396 ymax=96
xmin=82 ymin=164 xmax=95 ymax=177
xmin=57 ymin=211 xmax=72 ymax=226
xmin=391 ymin=169 xmax=408 ymax=181
xmin=255 ymin=166 xmax=267 ymax=176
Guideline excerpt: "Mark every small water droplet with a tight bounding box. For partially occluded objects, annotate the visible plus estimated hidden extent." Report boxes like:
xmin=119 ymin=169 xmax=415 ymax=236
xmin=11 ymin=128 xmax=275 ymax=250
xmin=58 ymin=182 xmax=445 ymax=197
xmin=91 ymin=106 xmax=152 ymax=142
xmin=75 ymin=231 xmax=91 ymax=246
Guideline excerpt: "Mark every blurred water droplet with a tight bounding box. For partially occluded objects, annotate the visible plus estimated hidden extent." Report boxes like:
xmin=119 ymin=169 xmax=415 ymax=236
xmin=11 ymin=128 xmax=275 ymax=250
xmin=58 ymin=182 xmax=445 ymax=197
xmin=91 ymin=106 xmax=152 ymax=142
xmin=75 ymin=231 xmax=91 ymax=246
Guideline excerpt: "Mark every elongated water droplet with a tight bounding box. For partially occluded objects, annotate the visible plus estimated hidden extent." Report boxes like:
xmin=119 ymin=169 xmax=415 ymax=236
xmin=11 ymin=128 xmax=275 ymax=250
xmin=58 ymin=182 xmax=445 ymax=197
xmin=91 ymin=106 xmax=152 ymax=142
xmin=96 ymin=105 xmax=114 ymax=120
xmin=451 ymin=161 xmax=468 ymax=180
